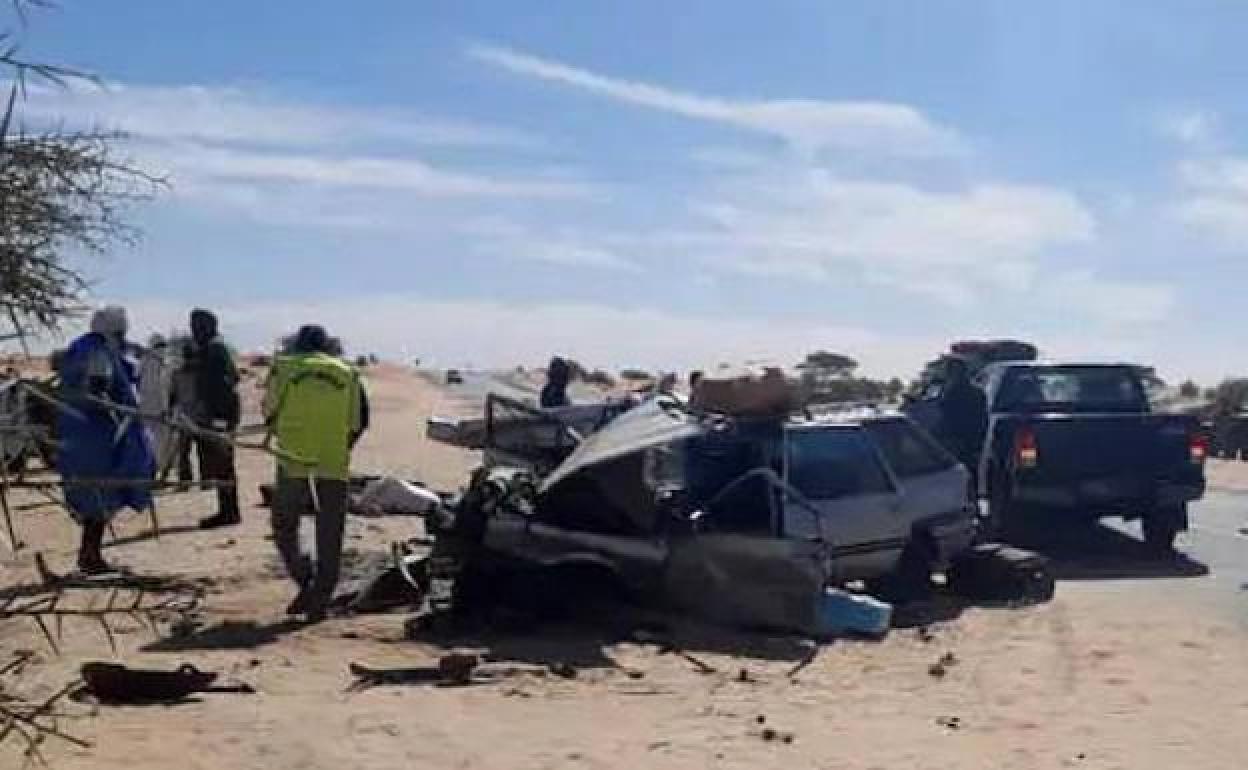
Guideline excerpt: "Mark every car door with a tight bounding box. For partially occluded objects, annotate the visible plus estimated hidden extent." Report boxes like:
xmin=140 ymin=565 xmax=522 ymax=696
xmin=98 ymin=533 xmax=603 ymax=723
xmin=779 ymin=425 xmax=906 ymax=580
xmin=863 ymin=417 xmax=970 ymax=526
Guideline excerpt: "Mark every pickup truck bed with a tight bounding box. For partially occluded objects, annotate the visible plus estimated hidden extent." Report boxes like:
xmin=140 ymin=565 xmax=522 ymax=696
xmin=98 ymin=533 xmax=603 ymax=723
xmin=988 ymin=412 xmax=1205 ymax=512
xmin=976 ymin=363 xmax=1207 ymax=553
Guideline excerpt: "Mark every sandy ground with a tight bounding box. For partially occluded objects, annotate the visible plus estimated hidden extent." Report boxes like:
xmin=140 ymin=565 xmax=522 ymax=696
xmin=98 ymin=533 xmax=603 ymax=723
xmin=2 ymin=367 xmax=1246 ymax=770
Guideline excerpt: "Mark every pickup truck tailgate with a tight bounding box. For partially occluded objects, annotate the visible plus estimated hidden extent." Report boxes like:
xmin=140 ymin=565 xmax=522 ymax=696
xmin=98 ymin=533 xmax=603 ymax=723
xmin=1023 ymin=415 xmax=1194 ymax=478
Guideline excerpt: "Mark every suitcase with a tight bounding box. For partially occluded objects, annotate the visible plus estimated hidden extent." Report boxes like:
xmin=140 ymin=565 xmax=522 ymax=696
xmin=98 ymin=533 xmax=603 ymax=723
xmin=690 ymin=366 xmax=798 ymax=416
xmin=948 ymin=544 xmax=1055 ymax=604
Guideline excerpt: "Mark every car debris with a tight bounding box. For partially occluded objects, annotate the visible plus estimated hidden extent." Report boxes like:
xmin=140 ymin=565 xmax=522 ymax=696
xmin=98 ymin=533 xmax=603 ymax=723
xmin=80 ymin=662 xmax=254 ymax=704
xmin=414 ymin=388 xmax=987 ymax=638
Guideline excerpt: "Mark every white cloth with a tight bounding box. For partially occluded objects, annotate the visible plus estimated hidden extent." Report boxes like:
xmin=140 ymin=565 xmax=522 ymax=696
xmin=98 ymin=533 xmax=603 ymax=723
xmin=138 ymin=348 xmax=176 ymax=471
xmin=355 ymin=477 xmax=441 ymax=515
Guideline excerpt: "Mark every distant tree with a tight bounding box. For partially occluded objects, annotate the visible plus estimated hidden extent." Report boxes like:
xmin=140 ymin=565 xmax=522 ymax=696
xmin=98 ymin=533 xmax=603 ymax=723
xmin=619 ymin=368 xmax=652 ymax=381
xmin=797 ymin=350 xmax=861 ymax=402
xmin=1211 ymin=379 xmax=1248 ymax=416
xmin=883 ymin=377 xmax=906 ymax=402
xmin=799 ymin=350 xmax=858 ymax=377
xmin=1178 ymin=380 xmax=1201 ymax=399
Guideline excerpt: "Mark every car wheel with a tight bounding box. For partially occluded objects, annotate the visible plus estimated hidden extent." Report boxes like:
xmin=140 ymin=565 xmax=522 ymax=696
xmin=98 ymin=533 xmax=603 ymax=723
xmin=1142 ymin=506 xmax=1183 ymax=556
xmin=866 ymin=539 xmax=934 ymax=604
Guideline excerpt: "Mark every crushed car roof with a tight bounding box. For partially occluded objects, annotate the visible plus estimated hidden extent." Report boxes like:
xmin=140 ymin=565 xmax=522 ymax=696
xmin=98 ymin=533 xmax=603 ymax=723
xmin=538 ymin=396 xmax=702 ymax=493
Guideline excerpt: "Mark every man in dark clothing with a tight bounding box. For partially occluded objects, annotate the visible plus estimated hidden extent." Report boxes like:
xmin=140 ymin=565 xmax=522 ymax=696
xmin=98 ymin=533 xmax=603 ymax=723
xmin=188 ymin=308 xmax=243 ymax=530
xmin=540 ymin=356 xmax=571 ymax=409
xmin=937 ymin=357 xmax=989 ymax=480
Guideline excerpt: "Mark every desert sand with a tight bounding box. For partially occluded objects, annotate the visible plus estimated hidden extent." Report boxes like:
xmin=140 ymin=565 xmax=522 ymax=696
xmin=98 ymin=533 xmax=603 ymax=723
xmin=2 ymin=366 xmax=1246 ymax=770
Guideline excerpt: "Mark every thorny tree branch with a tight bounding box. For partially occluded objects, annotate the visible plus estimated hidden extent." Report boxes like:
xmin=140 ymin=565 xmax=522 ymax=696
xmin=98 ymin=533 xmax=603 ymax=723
xmin=2 ymin=0 xmax=162 ymax=339
xmin=1 ymin=586 xmax=199 ymax=654
xmin=0 ymin=653 xmax=89 ymax=767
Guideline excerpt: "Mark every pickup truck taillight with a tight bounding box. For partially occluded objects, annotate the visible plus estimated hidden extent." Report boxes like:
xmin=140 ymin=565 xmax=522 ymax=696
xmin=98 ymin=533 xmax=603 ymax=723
xmin=1190 ymin=433 xmax=1209 ymax=465
xmin=1015 ymin=427 xmax=1039 ymax=469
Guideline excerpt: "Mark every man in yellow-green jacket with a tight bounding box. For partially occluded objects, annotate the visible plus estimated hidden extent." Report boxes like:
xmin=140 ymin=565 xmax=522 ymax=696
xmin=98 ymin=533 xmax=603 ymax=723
xmin=263 ymin=325 xmax=370 ymax=621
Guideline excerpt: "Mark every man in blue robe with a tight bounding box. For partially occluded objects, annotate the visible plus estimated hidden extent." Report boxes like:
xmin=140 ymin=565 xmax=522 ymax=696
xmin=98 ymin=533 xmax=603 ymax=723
xmin=57 ymin=306 xmax=155 ymax=574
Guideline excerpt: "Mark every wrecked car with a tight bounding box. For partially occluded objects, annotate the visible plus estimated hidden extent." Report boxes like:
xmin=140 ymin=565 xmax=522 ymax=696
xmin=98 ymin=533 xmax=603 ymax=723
xmin=427 ymin=392 xmax=636 ymax=472
xmin=434 ymin=397 xmax=977 ymax=635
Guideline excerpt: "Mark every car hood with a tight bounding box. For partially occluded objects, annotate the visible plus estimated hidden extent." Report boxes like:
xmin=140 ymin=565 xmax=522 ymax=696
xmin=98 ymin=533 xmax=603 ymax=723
xmin=539 ymin=397 xmax=702 ymax=494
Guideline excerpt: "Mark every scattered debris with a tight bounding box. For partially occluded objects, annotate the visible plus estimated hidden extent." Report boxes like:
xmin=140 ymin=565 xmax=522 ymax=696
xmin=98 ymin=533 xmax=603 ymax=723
xmin=928 ymin=651 xmax=960 ymax=678
xmin=786 ymin=644 xmax=819 ymax=679
xmin=439 ymin=653 xmax=480 ymax=685
xmin=948 ymin=544 xmax=1055 ymax=604
xmin=549 ymin=662 xmax=578 ymax=680
xmin=81 ymin=662 xmax=250 ymax=704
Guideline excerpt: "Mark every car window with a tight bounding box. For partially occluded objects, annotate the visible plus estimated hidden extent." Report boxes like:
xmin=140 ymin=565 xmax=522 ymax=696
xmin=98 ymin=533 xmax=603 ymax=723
xmin=997 ymin=366 xmax=1146 ymax=412
xmin=864 ymin=419 xmax=956 ymax=478
xmin=785 ymin=427 xmax=893 ymax=499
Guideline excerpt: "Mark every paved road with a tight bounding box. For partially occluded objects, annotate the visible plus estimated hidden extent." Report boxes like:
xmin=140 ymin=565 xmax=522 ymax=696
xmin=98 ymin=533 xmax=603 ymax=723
xmin=1012 ymin=489 xmax=1248 ymax=625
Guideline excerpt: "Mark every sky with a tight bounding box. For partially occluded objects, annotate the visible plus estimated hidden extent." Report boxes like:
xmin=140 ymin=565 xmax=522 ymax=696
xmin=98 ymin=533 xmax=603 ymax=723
xmin=7 ymin=0 xmax=1248 ymax=381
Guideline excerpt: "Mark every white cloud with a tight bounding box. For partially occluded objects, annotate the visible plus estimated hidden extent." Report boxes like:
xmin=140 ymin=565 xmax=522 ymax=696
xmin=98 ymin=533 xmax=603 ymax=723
xmin=1044 ymin=270 xmax=1176 ymax=325
xmin=1171 ymin=155 xmax=1248 ymax=245
xmin=16 ymin=82 xmax=533 ymax=149
xmin=654 ymin=166 xmax=1095 ymax=305
xmin=1158 ymin=109 xmax=1219 ymax=147
xmin=468 ymin=43 xmax=963 ymax=157
xmin=142 ymin=142 xmax=595 ymax=200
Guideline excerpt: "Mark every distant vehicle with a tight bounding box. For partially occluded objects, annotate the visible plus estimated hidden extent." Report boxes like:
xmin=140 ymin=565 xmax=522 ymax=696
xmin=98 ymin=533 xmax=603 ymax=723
xmin=935 ymin=362 xmax=1206 ymax=553
xmin=445 ymin=369 xmax=464 ymax=385
xmin=451 ymin=401 xmax=977 ymax=631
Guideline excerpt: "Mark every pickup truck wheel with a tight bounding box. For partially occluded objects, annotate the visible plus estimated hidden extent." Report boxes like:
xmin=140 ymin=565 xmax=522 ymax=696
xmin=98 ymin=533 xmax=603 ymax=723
xmin=1142 ymin=507 xmax=1183 ymax=556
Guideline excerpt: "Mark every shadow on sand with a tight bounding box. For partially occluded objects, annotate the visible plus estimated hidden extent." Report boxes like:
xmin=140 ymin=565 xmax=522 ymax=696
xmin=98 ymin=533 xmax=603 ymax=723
xmin=142 ymin=619 xmax=307 ymax=652
xmin=402 ymin=603 xmax=817 ymax=674
xmin=1008 ymin=520 xmax=1209 ymax=581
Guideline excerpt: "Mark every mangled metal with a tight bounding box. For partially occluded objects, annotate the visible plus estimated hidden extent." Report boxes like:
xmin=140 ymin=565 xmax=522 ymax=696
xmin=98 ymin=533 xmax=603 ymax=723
xmin=419 ymin=392 xmax=982 ymax=637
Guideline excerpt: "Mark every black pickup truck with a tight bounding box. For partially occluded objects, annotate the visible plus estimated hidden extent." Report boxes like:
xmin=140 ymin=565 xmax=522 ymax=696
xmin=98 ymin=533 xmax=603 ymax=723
xmin=970 ymin=362 xmax=1206 ymax=552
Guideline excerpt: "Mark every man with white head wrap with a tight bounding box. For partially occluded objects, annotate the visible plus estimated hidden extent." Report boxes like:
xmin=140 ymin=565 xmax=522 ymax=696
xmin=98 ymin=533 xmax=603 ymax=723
xmin=57 ymin=305 xmax=156 ymax=574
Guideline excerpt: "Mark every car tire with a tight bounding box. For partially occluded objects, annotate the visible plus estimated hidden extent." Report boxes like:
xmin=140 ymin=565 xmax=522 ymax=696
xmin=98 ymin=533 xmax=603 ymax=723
xmin=866 ymin=539 xmax=934 ymax=604
xmin=1142 ymin=506 xmax=1183 ymax=556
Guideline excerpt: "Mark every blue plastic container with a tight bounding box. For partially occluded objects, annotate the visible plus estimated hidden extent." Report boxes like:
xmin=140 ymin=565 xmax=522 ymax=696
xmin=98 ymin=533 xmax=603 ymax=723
xmin=814 ymin=588 xmax=892 ymax=637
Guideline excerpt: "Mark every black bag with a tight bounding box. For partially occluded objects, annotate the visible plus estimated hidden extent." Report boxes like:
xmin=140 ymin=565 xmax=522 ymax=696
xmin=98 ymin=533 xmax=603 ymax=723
xmin=948 ymin=544 xmax=1055 ymax=604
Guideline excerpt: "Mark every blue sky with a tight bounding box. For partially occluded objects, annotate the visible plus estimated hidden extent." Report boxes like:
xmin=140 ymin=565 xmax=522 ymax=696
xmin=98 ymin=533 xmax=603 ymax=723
xmin=11 ymin=1 xmax=1248 ymax=379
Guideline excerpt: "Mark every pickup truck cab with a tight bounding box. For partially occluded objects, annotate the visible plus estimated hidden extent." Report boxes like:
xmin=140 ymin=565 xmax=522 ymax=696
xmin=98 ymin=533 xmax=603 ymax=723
xmin=975 ymin=362 xmax=1206 ymax=552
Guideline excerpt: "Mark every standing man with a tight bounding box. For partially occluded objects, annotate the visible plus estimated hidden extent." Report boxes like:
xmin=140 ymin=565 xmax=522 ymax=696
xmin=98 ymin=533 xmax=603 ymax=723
xmin=540 ymin=356 xmax=571 ymax=409
xmin=264 ymin=325 xmax=368 ymax=621
xmin=937 ymin=357 xmax=989 ymax=486
xmin=169 ymin=338 xmax=198 ymax=486
xmin=57 ymin=307 xmax=155 ymax=574
xmin=189 ymin=309 xmax=242 ymax=529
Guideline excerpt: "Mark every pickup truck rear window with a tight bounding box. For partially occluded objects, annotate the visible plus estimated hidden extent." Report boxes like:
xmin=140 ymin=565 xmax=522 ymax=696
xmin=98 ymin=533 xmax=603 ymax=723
xmin=864 ymin=419 xmax=956 ymax=477
xmin=996 ymin=366 xmax=1147 ymax=413
xmin=785 ymin=428 xmax=893 ymax=499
